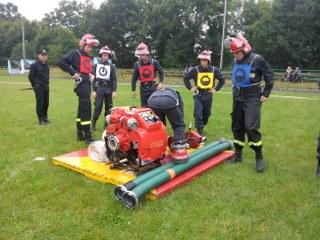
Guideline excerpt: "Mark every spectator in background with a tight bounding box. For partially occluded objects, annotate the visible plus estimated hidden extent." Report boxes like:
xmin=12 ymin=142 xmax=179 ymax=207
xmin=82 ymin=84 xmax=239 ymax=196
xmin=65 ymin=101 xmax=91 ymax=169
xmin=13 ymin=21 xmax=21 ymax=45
xmin=284 ymin=66 xmax=293 ymax=82
xmin=292 ymin=67 xmax=302 ymax=82
xmin=28 ymin=49 xmax=50 ymax=125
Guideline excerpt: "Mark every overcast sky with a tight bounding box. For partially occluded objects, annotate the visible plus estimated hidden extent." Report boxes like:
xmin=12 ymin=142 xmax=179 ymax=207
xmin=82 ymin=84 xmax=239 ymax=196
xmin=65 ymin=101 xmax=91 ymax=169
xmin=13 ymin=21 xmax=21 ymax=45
xmin=3 ymin=0 xmax=105 ymax=20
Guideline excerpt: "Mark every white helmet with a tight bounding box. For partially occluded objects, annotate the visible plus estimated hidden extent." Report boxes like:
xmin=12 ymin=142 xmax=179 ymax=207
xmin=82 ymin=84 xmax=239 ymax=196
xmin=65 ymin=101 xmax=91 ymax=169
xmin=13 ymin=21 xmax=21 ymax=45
xmin=134 ymin=42 xmax=150 ymax=56
xmin=99 ymin=45 xmax=112 ymax=56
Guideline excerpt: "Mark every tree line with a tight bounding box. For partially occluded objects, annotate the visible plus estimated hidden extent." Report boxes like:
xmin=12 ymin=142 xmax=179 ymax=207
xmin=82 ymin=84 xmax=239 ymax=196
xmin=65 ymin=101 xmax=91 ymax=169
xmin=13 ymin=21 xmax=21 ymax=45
xmin=0 ymin=0 xmax=319 ymax=69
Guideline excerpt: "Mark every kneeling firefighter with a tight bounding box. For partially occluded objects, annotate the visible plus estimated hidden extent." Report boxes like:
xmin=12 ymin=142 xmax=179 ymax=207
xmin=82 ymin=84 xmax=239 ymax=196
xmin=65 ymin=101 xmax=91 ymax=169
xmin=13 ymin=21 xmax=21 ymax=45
xmin=58 ymin=34 xmax=100 ymax=144
xmin=147 ymin=87 xmax=188 ymax=163
xmin=225 ymin=33 xmax=274 ymax=172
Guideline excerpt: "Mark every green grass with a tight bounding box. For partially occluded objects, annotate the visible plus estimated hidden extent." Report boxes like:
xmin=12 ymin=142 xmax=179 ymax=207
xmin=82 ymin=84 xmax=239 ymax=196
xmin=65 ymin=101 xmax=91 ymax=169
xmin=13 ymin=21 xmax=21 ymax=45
xmin=0 ymin=73 xmax=320 ymax=240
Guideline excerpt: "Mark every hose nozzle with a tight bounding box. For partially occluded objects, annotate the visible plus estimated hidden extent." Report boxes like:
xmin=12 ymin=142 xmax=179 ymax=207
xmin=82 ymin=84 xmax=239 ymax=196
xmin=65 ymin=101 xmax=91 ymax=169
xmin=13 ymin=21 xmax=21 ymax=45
xmin=114 ymin=185 xmax=128 ymax=202
xmin=123 ymin=191 xmax=139 ymax=209
xmin=114 ymin=181 xmax=136 ymax=202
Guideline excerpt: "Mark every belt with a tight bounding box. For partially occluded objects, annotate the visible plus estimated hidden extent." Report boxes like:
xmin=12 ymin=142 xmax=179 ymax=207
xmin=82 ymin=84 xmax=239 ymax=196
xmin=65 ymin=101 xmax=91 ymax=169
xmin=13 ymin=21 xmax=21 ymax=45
xmin=97 ymin=82 xmax=111 ymax=87
xmin=233 ymin=84 xmax=261 ymax=96
xmin=197 ymin=88 xmax=211 ymax=94
xmin=140 ymin=81 xmax=156 ymax=86
xmin=78 ymin=75 xmax=90 ymax=84
xmin=239 ymin=84 xmax=260 ymax=93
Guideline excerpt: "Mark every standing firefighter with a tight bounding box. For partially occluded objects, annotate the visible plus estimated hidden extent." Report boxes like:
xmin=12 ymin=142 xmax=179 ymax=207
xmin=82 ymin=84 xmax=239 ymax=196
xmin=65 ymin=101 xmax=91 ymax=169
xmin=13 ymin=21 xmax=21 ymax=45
xmin=131 ymin=42 xmax=165 ymax=107
xmin=28 ymin=49 xmax=50 ymax=125
xmin=184 ymin=50 xmax=225 ymax=136
xmin=225 ymin=34 xmax=274 ymax=172
xmin=148 ymin=87 xmax=188 ymax=163
xmin=91 ymin=46 xmax=117 ymax=131
xmin=58 ymin=34 xmax=99 ymax=144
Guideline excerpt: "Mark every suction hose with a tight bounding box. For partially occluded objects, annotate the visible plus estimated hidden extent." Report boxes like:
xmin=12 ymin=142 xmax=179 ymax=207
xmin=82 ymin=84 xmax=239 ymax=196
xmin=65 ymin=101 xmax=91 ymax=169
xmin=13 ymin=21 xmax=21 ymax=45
xmin=114 ymin=139 xmax=226 ymax=201
xmin=122 ymin=140 xmax=233 ymax=208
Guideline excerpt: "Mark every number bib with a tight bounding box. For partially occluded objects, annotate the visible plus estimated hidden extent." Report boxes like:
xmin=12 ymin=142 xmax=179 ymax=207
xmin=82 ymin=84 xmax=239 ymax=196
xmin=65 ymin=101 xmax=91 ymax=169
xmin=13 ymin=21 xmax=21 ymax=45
xmin=79 ymin=55 xmax=93 ymax=74
xmin=232 ymin=63 xmax=252 ymax=88
xmin=196 ymin=72 xmax=214 ymax=89
xmin=139 ymin=64 xmax=155 ymax=82
xmin=96 ymin=64 xmax=111 ymax=80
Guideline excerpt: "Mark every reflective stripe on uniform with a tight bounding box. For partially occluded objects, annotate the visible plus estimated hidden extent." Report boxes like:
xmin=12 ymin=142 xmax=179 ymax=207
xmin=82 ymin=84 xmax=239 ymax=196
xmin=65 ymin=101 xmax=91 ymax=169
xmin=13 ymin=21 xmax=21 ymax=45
xmin=233 ymin=139 xmax=245 ymax=146
xmin=248 ymin=141 xmax=262 ymax=147
xmin=76 ymin=118 xmax=81 ymax=122
xmin=80 ymin=121 xmax=91 ymax=126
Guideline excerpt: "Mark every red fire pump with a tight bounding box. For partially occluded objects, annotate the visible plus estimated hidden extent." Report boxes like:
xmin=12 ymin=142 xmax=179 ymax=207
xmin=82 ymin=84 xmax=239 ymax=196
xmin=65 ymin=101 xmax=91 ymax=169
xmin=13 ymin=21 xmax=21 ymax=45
xmin=104 ymin=107 xmax=168 ymax=172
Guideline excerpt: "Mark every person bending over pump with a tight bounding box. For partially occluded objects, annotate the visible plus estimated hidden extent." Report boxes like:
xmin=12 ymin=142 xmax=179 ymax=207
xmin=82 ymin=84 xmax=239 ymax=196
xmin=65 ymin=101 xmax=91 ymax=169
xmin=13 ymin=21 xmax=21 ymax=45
xmin=148 ymin=87 xmax=188 ymax=164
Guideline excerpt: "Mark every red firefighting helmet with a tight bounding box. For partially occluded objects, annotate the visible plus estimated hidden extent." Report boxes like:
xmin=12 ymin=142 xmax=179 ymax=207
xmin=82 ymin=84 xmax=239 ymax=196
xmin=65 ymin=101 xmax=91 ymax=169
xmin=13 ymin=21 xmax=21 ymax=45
xmin=228 ymin=33 xmax=252 ymax=53
xmin=79 ymin=34 xmax=100 ymax=47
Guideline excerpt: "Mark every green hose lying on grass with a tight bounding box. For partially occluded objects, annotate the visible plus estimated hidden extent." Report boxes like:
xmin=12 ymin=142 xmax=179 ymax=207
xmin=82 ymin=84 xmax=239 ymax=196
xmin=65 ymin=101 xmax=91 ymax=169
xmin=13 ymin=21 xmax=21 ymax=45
xmin=115 ymin=139 xmax=233 ymax=209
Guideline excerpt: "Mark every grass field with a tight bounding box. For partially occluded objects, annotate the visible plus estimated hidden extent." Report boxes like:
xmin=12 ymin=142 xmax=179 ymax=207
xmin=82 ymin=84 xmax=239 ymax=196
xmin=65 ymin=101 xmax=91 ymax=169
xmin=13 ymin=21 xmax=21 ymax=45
xmin=0 ymin=72 xmax=320 ymax=240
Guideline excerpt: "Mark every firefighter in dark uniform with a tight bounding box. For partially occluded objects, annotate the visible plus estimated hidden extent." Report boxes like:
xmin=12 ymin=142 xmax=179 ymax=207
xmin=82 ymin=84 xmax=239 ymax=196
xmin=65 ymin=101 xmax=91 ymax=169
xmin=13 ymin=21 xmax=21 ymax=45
xmin=58 ymin=34 xmax=99 ymax=144
xmin=316 ymin=132 xmax=320 ymax=177
xmin=148 ymin=87 xmax=188 ymax=163
xmin=28 ymin=49 xmax=50 ymax=125
xmin=184 ymin=50 xmax=225 ymax=136
xmin=131 ymin=42 xmax=165 ymax=107
xmin=91 ymin=46 xmax=117 ymax=131
xmin=225 ymin=34 xmax=274 ymax=172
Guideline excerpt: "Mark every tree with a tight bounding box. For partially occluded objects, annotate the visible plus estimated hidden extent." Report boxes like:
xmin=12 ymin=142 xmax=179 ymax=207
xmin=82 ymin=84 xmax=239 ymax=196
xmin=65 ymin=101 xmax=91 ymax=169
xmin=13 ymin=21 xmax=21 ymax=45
xmin=31 ymin=23 xmax=78 ymax=64
xmin=225 ymin=0 xmax=320 ymax=68
xmin=1 ymin=0 xmax=320 ymax=68
xmin=44 ymin=0 xmax=96 ymax=37
xmin=0 ymin=2 xmax=21 ymax=20
xmin=93 ymin=0 xmax=141 ymax=67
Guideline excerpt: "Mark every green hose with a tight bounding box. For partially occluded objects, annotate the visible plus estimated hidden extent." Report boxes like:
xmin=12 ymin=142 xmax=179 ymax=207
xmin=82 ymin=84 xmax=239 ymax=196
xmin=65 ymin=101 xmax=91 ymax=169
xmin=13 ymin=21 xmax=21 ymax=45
xmin=122 ymin=140 xmax=233 ymax=208
xmin=114 ymin=139 xmax=225 ymax=201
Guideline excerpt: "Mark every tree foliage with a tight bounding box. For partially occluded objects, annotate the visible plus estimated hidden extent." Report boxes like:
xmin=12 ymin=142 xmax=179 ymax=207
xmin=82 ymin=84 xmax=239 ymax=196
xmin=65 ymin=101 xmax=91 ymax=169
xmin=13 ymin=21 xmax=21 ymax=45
xmin=0 ymin=0 xmax=319 ymax=68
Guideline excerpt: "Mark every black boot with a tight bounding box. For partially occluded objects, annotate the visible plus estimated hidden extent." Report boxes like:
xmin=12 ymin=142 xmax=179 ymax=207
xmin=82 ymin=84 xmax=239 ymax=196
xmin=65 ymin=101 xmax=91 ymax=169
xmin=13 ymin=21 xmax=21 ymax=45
xmin=39 ymin=118 xmax=47 ymax=125
xmin=44 ymin=115 xmax=50 ymax=123
xmin=316 ymin=163 xmax=320 ymax=177
xmin=84 ymin=131 xmax=94 ymax=145
xmin=197 ymin=128 xmax=203 ymax=136
xmin=255 ymin=149 xmax=265 ymax=173
xmin=229 ymin=149 xmax=242 ymax=164
xmin=77 ymin=130 xmax=85 ymax=141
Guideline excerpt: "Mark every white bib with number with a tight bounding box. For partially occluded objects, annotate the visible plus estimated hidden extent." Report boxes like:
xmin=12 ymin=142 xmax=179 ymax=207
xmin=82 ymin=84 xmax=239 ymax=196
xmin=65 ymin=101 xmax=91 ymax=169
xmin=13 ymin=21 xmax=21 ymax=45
xmin=96 ymin=64 xmax=111 ymax=80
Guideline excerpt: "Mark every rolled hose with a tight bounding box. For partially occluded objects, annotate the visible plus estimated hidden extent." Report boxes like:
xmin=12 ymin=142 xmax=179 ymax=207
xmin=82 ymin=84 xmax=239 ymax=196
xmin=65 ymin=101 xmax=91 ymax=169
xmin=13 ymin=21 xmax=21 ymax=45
xmin=88 ymin=141 xmax=109 ymax=163
xmin=122 ymin=140 xmax=233 ymax=209
xmin=114 ymin=139 xmax=226 ymax=201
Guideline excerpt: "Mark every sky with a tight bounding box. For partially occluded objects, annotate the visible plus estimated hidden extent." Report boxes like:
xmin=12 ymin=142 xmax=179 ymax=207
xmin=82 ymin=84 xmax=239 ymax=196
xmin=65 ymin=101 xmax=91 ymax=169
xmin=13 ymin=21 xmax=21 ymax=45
xmin=2 ymin=0 xmax=105 ymax=20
